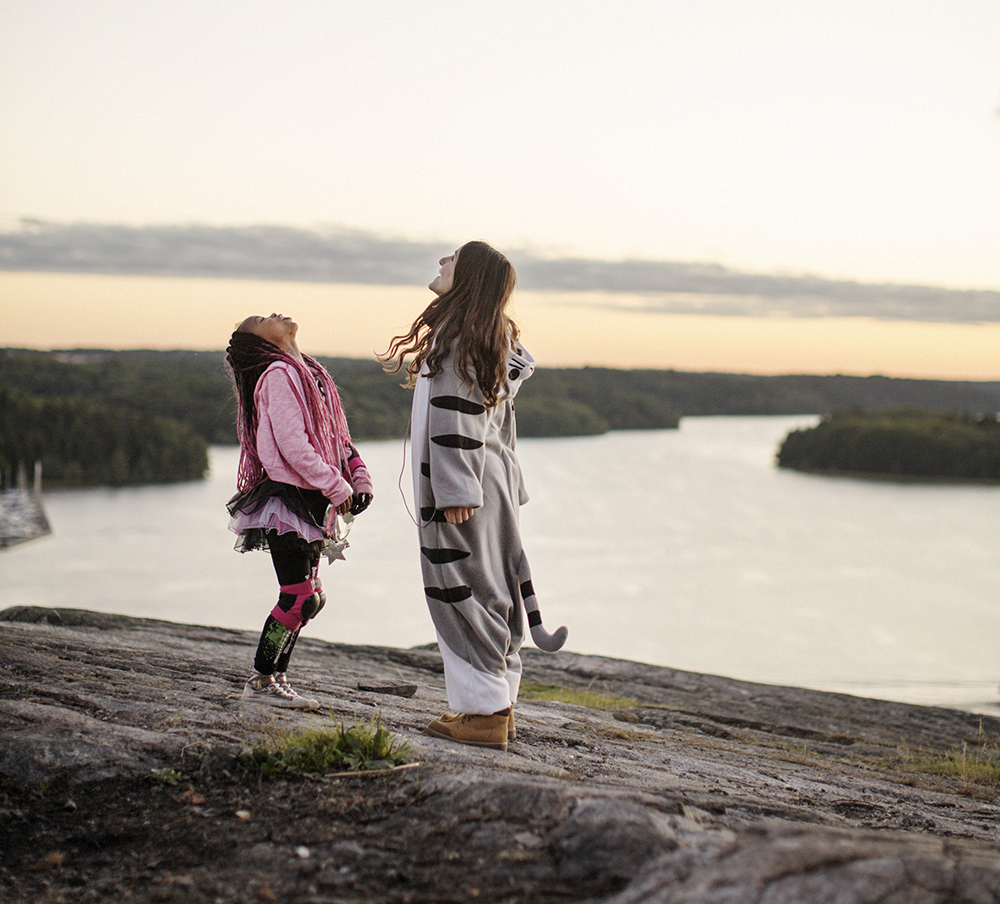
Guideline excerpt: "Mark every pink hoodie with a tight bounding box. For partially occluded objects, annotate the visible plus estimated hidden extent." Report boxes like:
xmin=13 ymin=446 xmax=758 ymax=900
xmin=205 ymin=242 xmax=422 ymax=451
xmin=254 ymin=362 xmax=372 ymax=507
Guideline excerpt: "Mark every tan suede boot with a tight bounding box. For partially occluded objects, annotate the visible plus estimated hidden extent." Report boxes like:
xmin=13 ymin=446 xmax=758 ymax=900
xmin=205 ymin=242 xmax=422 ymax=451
xmin=425 ymin=712 xmax=508 ymax=751
xmin=429 ymin=711 xmax=516 ymax=742
xmin=434 ymin=711 xmax=515 ymax=739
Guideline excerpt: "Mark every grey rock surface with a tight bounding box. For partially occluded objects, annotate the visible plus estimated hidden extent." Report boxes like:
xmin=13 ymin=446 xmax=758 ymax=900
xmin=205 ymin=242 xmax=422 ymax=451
xmin=2 ymin=605 xmax=999 ymax=903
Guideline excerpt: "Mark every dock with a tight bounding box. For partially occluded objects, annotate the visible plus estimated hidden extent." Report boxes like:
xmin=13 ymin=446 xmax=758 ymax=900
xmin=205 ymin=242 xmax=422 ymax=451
xmin=0 ymin=461 xmax=51 ymax=548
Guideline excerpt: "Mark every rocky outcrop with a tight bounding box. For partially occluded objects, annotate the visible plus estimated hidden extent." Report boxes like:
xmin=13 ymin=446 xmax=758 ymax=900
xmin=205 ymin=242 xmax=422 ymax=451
xmin=2 ymin=606 xmax=999 ymax=903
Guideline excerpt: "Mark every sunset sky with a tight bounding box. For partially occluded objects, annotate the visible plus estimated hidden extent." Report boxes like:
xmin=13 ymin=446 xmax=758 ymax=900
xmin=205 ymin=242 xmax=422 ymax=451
xmin=2 ymin=1 xmax=999 ymax=378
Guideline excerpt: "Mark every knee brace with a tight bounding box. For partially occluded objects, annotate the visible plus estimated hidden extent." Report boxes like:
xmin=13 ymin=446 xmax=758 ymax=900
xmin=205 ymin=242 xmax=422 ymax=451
xmin=271 ymin=578 xmax=324 ymax=632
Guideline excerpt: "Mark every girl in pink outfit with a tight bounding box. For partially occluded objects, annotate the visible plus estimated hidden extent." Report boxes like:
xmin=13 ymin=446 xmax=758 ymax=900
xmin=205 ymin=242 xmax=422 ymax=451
xmin=225 ymin=313 xmax=373 ymax=709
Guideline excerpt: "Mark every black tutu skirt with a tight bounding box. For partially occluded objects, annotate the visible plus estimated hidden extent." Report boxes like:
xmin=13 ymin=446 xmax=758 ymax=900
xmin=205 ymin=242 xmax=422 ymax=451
xmin=227 ymin=479 xmax=330 ymax=553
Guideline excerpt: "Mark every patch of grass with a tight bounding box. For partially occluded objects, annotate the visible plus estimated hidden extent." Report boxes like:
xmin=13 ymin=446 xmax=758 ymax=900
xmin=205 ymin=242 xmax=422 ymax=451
xmin=592 ymin=724 xmax=648 ymax=741
xmin=147 ymin=767 xmax=183 ymax=786
xmin=877 ymin=722 xmax=1000 ymax=798
xmin=769 ymin=744 xmax=826 ymax=768
xmin=153 ymin=715 xmax=184 ymax=731
xmin=519 ymin=680 xmax=639 ymax=711
xmin=733 ymin=731 xmax=827 ymax=762
xmin=242 ymin=714 xmax=411 ymax=777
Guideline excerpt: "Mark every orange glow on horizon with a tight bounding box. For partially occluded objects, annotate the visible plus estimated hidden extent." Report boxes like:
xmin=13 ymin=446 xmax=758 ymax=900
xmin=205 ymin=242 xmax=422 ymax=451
xmin=2 ymin=271 xmax=998 ymax=381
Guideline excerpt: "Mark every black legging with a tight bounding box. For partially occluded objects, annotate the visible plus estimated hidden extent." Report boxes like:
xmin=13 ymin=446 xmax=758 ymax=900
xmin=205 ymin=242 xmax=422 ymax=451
xmin=267 ymin=529 xmax=322 ymax=585
xmin=252 ymin=530 xmax=323 ymax=675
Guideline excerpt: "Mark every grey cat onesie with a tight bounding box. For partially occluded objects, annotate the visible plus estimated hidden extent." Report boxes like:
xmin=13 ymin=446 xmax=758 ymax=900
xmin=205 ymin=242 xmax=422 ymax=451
xmin=411 ymin=342 xmax=562 ymax=714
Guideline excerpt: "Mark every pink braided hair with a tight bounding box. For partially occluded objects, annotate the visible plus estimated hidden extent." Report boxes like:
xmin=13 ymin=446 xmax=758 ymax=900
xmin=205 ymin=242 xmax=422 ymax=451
xmin=226 ymin=331 xmax=352 ymax=494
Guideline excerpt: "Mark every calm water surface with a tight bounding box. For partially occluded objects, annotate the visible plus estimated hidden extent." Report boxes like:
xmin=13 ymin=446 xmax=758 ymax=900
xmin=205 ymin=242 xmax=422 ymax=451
xmin=2 ymin=416 xmax=997 ymax=715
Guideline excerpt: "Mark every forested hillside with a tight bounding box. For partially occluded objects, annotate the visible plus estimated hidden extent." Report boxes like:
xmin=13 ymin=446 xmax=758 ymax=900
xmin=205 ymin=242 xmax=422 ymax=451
xmin=0 ymin=386 xmax=207 ymax=488
xmin=2 ymin=347 xmax=999 ymax=488
xmin=4 ymin=349 xmax=999 ymax=441
xmin=0 ymin=349 xmax=688 ymax=445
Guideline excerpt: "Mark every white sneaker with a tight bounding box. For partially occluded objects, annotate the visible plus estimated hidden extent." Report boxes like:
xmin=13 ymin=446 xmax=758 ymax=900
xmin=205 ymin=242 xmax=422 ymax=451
xmin=273 ymin=672 xmax=319 ymax=710
xmin=241 ymin=671 xmax=318 ymax=710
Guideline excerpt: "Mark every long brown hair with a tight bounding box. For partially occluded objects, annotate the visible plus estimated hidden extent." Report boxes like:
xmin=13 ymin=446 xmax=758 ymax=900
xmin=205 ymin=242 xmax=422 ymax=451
xmin=379 ymin=241 xmax=519 ymax=407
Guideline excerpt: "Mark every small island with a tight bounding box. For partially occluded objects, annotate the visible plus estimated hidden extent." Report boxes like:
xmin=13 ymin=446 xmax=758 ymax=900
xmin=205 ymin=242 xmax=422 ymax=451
xmin=777 ymin=408 xmax=1000 ymax=482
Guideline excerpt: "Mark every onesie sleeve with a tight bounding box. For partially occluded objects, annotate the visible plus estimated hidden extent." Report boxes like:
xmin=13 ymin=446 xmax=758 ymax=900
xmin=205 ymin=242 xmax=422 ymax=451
xmin=255 ymin=366 xmax=354 ymax=507
xmin=425 ymin=356 xmax=488 ymax=509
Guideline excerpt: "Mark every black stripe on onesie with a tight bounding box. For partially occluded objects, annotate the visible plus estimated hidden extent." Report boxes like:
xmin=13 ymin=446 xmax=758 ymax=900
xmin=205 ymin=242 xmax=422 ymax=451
xmin=415 ymin=349 xmax=535 ymax=715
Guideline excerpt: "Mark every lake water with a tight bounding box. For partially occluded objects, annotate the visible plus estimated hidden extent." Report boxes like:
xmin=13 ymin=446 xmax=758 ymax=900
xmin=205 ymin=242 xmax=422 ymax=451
xmin=2 ymin=416 xmax=997 ymax=716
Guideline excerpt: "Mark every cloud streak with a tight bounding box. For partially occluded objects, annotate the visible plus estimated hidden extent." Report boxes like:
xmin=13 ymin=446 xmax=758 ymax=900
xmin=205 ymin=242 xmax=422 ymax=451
xmin=2 ymin=220 xmax=998 ymax=323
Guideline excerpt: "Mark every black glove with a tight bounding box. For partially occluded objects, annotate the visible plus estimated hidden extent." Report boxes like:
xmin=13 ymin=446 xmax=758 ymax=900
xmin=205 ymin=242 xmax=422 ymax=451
xmin=350 ymin=493 xmax=373 ymax=515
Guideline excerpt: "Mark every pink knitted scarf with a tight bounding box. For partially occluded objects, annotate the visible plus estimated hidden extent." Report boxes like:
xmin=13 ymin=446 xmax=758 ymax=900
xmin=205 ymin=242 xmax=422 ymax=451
xmin=229 ymin=335 xmax=351 ymax=494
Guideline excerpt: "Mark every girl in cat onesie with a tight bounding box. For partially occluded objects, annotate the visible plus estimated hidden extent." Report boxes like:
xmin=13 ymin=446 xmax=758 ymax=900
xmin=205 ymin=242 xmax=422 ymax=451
xmin=226 ymin=313 xmax=373 ymax=709
xmin=381 ymin=241 xmax=567 ymax=751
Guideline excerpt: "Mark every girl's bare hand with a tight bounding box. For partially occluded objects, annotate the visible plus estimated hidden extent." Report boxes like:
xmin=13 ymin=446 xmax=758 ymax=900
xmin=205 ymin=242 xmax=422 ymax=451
xmin=443 ymin=506 xmax=475 ymax=525
xmin=336 ymin=498 xmax=352 ymax=516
